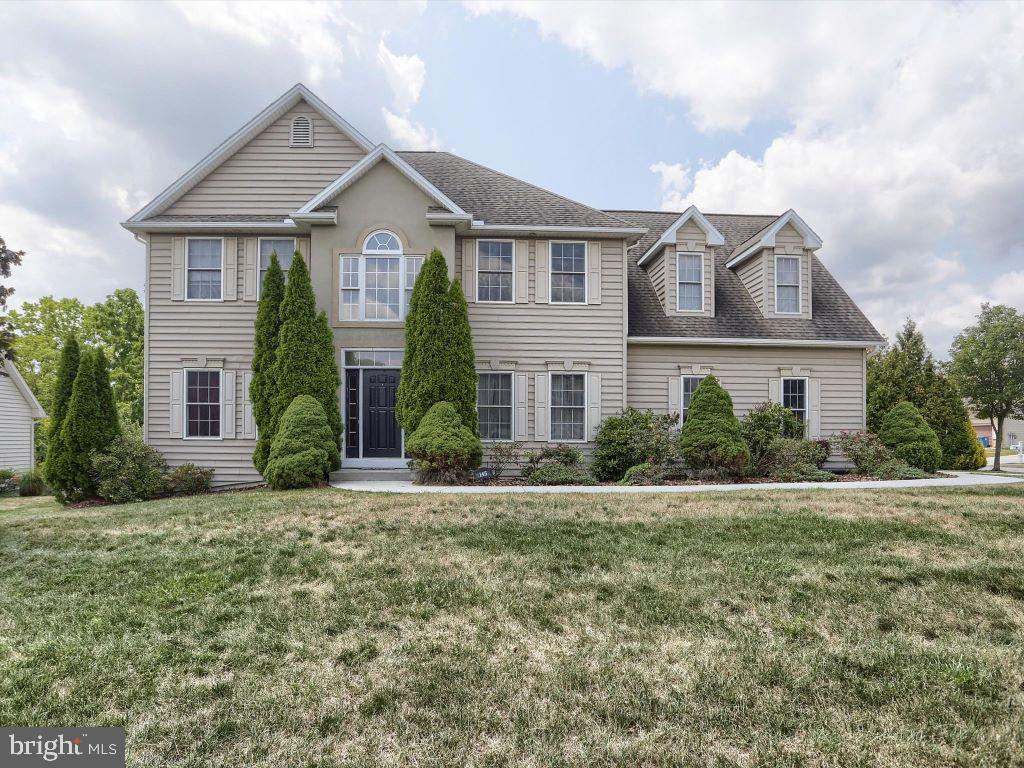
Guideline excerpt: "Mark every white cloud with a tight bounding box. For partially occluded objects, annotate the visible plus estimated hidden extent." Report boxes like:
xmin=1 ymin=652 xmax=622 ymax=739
xmin=382 ymin=108 xmax=442 ymax=150
xmin=377 ymin=39 xmax=426 ymax=113
xmin=472 ymin=1 xmax=1024 ymax=353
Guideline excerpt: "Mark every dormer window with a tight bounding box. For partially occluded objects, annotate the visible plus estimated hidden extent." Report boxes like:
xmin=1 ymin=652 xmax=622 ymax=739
xmin=290 ymin=116 xmax=313 ymax=147
xmin=776 ymin=255 xmax=801 ymax=314
xmin=676 ymin=252 xmax=703 ymax=311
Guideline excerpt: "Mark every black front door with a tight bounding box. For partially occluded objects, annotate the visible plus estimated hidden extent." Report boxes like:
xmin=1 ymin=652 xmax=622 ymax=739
xmin=362 ymin=369 xmax=401 ymax=457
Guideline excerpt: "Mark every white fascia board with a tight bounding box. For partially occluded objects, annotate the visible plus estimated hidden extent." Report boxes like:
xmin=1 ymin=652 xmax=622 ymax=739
xmin=298 ymin=145 xmax=469 ymax=217
xmin=2 ymin=359 xmax=45 ymax=418
xmin=637 ymin=205 xmax=725 ymax=267
xmin=121 ymin=220 xmax=300 ymax=233
xmin=724 ymin=209 xmax=824 ymax=269
xmin=467 ymin=223 xmax=647 ymax=237
xmin=127 ymin=84 xmax=374 ymax=223
xmin=289 ymin=210 xmax=338 ymax=225
xmin=627 ymin=336 xmax=883 ymax=349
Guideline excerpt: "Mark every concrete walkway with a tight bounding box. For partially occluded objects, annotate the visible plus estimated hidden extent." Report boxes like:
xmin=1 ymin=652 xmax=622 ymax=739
xmin=331 ymin=471 xmax=1024 ymax=494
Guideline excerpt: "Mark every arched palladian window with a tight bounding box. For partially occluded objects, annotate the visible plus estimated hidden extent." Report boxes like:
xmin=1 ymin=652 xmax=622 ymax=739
xmin=363 ymin=230 xmax=403 ymax=255
xmin=340 ymin=230 xmax=422 ymax=321
xmin=290 ymin=116 xmax=313 ymax=147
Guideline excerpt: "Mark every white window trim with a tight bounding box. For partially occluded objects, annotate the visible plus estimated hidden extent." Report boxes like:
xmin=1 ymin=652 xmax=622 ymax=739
xmin=476 ymin=239 xmax=515 ymax=304
xmin=257 ymin=237 xmax=296 ymax=295
xmin=339 ymin=253 xmax=424 ymax=322
xmin=676 ymin=251 xmax=704 ymax=313
xmin=679 ymin=375 xmax=705 ymax=425
xmin=549 ymin=240 xmax=588 ymax=305
xmin=341 ymin=348 xmax=405 ymax=461
xmin=781 ymin=376 xmax=809 ymax=434
xmin=185 ymin=237 xmax=225 ymax=302
xmin=775 ymin=254 xmax=802 ymax=315
xmin=476 ymin=370 xmax=515 ymax=443
xmin=363 ymin=229 xmax=403 ymax=255
xmin=548 ymin=371 xmax=588 ymax=443
xmin=182 ymin=367 xmax=224 ymax=441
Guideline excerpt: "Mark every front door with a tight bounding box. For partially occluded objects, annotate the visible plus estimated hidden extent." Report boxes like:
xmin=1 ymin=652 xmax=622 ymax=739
xmin=362 ymin=369 xmax=401 ymax=457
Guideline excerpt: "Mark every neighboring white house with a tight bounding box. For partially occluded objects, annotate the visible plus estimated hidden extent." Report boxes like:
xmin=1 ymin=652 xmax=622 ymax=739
xmin=0 ymin=358 xmax=46 ymax=470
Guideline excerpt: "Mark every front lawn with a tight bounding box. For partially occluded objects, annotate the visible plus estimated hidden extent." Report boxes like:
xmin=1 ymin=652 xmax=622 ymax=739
xmin=1 ymin=487 xmax=1022 ymax=766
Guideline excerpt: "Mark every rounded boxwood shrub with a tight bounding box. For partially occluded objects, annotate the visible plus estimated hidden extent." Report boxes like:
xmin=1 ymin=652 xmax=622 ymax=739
xmin=679 ymin=376 xmax=749 ymax=476
xmin=264 ymin=395 xmax=336 ymax=490
xmin=592 ymin=409 xmax=679 ymax=482
xmin=621 ymin=462 xmax=666 ymax=486
xmin=878 ymin=401 xmax=942 ymax=473
xmin=527 ymin=463 xmax=597 ymax=486
xmin=405 ymin=401 xmax=483 ymax=484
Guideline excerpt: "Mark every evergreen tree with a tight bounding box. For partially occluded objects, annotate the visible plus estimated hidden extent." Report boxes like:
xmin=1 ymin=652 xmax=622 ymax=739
xmin=55 ymin=350 xmax=104 ymax=502
xmin=878 ymin=401 xmax=942 ymax=473
xmin=92 ymin=346 xmax=120 ymax=446
xmin=250 ymin=252 xmax=286 ymax=474
xmin=922 ymin=359 xmax=980 ymax=469
xmin=679 ymin=375 xmax=749 ymax=476
xmin=43 ymin=335 xmax=80 ymax=486
xmin=396 ymin=249 xmax=478 ymax=434
xmin=272 ymin=255 xmax=342 ymax=468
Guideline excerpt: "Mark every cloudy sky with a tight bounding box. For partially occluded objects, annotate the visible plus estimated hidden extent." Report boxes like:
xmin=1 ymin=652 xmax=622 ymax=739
xmin=1 ymin=1 xmax=1022 ymax=355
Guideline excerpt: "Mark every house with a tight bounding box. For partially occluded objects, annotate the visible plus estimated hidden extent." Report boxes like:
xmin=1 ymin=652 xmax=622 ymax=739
xmin=0 ymin=357 xmax=46 ymax=471
xmin=971 ymin=416 xmax=1024 ymax=450
xmin=122 ymin=84 xmax=883 ymax=486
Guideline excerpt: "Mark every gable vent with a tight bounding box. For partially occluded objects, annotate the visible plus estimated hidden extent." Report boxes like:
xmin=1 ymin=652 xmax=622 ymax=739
xmin=290 ymin=116 xmax=313 ymax=147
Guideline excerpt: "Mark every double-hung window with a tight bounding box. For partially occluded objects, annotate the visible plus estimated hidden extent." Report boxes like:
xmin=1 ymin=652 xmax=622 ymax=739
xmin=776 ymin=256 xmax=801 ymax=314
xmin=259 ymin=238 xmax=296 ymax=294
xmin=339 ymin=230 xmax=423 ymax=321
xmin=681 ymin=375 xmax=704 ymax=423
xmin=185 ymin=369 xmax=221 ymax=438
xmin=186 ymin=238 xmax=223 ymax=300
xmin=550 ymin=242 xmax=586 ymax=304
xmin=477 ymin=240 xmax=514 ymax=302
xmin=677 ymin=253 xmax=703 ymax=311
xmin=477 ymin=373 xmax=513 ymax=440
xmin=550 ymin=373 xmax=586 ymax=441
xmin=782 ymin=377 xmax=807 ymax=431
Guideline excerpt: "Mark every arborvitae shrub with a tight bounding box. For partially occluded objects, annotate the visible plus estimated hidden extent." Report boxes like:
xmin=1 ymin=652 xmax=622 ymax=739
xmin=92 ymin=347 xmax=120 ymax=447
xmin=251 ymin=252 xmax=286 ymax=474
xmin=43 ymin=335 xmax=80 ymax=492
xmin=405 ymin=401 xmax=483 ymax=484
xmin=679 ymin=376 xmax=749 ymax=476
xmin=878 ymin=401 xmax=942 ymax=473
xmin=264 ymin=395 xmax=335 ymax=490
xmin=56 ymin=350 xmax=104 ymax=502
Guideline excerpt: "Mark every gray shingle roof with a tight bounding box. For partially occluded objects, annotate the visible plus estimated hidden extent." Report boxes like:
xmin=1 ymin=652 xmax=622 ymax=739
xmin=398 ymin=151 xmax=633 ymax=229
xmin=607 ymin=210 xmax=884 ymax=343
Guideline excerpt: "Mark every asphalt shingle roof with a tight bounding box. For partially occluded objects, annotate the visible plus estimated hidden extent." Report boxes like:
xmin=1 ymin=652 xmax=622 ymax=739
xmin=398 ymin=151 xmax=633 ymax=229
xmin=607 ymin=210 xmax=884 ymax=343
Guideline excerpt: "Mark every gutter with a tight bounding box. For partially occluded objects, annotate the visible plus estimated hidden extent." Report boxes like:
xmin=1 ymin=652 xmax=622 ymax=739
xmin=466 ymin=223 xmax=647 ymax=238
xmin=121 ymin=220 xmax=300 ymax=233
xmin=627 ymin=336 xmax=884 ymax=349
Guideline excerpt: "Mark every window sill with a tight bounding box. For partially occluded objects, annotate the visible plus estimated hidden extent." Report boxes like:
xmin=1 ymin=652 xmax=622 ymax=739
xmin=333 ymin=320 xmax=405 ymax=329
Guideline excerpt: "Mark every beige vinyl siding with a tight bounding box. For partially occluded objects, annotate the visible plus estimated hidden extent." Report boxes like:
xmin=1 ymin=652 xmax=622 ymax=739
xmin=736 ymin=253 xmax=765 ymax=312
xmin=458 ymin=236 xmax=628 ymax=455
xmin=164 ymin=102 xmax=367 ymax=216
xmin=645 ymin=249 xmax=667 ymax=309
xmin=146 ymin=234 xmax=261 ymax=487
xmin=627 ymin=344 xmax=866 ymax=435
xmin=0 ymin=370 xmax=35 ymax=470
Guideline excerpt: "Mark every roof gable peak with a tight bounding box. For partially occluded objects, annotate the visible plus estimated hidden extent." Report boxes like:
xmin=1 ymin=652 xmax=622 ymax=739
xmin=725 ymin=209 xmax=823 ymax=268
xmin=637 ymin=205 xmax=725 ymax=266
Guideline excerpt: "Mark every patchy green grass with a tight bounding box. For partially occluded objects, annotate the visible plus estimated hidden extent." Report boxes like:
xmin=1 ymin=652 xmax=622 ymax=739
xmin=1 ymin=486 xmax=1023 ymax=767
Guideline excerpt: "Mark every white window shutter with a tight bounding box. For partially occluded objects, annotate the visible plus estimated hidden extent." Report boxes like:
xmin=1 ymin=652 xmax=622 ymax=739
xmin=808 ymin=379 xmax=821 ymax=438
xmin=535 ymin=241 xmax=549 ymax=303
xmin=171 ymin=237 xmax=185 ymax=301
xmin=297 ymin=237 xmax=311 ymax=269
xmin=588 ymin=241 xmax=602 ymax=304
xmin=243 ymin=238 xmax=258 ymax=300
xmin=668 ymin=376 xmax=680 ymax=416
xmin=222 ymin=370 xmax=237 ymax=438
xmin=515 ymin=373 xmax=528 ymax=440
xmin=769 ymin=378 xmax=781 ymax=404
xmin=169 ymin=370 xmax=183 ymax=437
xmin=515 ymin=240 xmax=529 ymax=304
xmin=223 ymin=237 xmax=238 ymax=300
xmin=462 ymin=239 xmax=476 ymax=302
xmin=588 ymin=373 xmax=602 ymax=440
xmin=534 ymin=372 xmax=549 ymax=441
xmin=242 ymin=371 xmax=256 ymax=439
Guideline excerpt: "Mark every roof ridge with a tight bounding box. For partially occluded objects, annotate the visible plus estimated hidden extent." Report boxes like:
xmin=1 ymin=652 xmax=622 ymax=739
xmin=604 ymin=208 xmax=781 ymax=219
xmin=399 ymin=150 xmax=634 ymax=228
